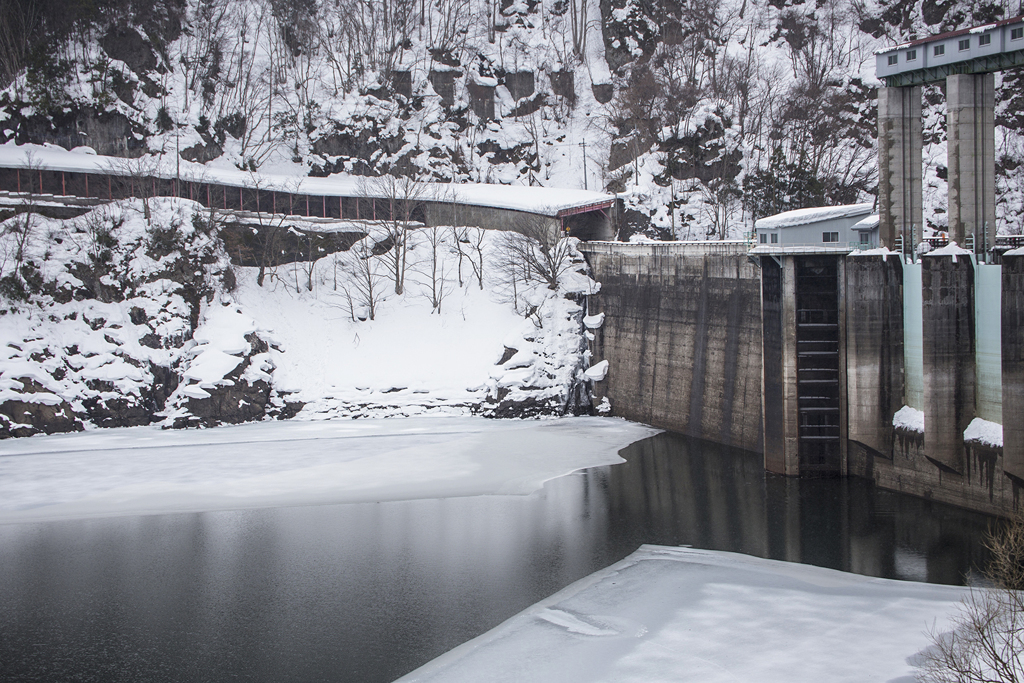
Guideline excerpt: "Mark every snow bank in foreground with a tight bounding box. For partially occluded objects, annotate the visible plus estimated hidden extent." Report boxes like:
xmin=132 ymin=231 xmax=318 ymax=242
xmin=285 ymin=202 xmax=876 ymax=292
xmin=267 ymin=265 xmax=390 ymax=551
xmin=0 ymin=416 xmax=659 ymax=523
xmin=400 ymin=545 xmax=967 ymax=683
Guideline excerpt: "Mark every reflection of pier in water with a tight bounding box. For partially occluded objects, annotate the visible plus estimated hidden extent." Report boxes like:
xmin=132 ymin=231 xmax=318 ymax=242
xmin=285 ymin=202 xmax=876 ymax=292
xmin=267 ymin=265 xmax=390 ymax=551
xmin=602 ymin=432 xmax=992 ymax=585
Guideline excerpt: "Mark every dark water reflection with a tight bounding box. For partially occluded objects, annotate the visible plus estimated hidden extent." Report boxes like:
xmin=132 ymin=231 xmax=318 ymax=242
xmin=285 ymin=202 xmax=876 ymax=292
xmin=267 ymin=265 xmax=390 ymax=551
xmin=0 ymin=432 xmax=996 ymax=683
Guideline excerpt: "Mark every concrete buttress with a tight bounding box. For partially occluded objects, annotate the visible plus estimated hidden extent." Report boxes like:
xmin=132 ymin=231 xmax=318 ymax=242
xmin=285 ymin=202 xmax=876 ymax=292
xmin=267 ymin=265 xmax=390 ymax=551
xmin=922 ymin=252 xmax=975 ymax=473
xmin=845 ymin=253 xmax=905 ymax=457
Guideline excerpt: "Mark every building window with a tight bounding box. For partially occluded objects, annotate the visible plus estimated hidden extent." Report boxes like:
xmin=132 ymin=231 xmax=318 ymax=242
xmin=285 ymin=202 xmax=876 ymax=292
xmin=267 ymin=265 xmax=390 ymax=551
xmin=959 ymin=38 xmax=970 ymax=51
xmin=822 ymin=232 xmax=839 ymax=243
xmin=1013 ymin=27 xmax=1023 ymax=40
xmin=979 ymin=33 xmax=991 ymax=46
xmin=906 ymin=49 xmax=917 ymax=61
xmin=887 ymin=54 xmax=898 ymax=65
xmin=860 ymin=232 xmax=870 ymax=244
xmin=759 ymin=233 xmax=767 ymax=244
xmin=771 ymin=233 xmax=779 ymax=244
xmin=934 ymin=44 xmax=945 ymax=56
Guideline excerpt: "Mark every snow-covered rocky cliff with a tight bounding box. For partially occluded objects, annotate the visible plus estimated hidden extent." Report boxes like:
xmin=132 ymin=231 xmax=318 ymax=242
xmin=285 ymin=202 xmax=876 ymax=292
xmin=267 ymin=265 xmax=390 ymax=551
xmin=2 ymin=0 xmax=1022 ymax=239
xmin=0 ymin=198 xmax=602 ymax=437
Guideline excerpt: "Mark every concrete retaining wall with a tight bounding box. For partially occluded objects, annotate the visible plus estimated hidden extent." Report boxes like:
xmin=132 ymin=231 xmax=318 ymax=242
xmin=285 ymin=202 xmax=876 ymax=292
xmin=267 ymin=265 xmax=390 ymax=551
xmin=582 ymin=243 xmax=763 ymax=452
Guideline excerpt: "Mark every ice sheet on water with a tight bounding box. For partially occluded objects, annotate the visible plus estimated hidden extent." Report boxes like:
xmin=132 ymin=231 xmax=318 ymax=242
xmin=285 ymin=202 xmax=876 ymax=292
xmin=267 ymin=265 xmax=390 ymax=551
xmin=0 ymin=416 xmax=659 ymax=523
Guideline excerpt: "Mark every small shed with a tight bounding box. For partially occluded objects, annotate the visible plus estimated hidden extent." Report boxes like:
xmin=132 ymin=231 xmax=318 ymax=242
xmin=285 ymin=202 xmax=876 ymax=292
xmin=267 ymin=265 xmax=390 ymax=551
xmin=754 ymin=203 xmax=875 ymax=247
xmin=851 ymin=214 xmax=880 ymax=248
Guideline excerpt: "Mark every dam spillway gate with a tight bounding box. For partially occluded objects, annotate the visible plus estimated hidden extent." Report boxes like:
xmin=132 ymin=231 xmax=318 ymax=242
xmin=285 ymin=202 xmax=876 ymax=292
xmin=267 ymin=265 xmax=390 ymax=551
xmin=795 ymin=257 xmax=842 ymax=476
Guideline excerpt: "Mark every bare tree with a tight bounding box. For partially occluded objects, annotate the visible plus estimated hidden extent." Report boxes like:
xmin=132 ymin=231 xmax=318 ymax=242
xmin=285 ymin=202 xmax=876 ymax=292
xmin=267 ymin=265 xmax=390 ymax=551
xmin=449 ymin=226 xmax=466 ymax=287
xmin=918 ymin=511 xmax=1024 ymax=683
xmin=0 ymin=0 xmax=44 ymax=90
xmin=106 ymin=155 xmax=163 ymax=224
xmin=238 ymin=173 xmax=298 ymax=287
xmin=361 ymin=173 xmax=430 ymax=295
xmin=4 ymin=151 xmax=43 ymax=290
xmin=499 ymin=214 xmax=577 ymax=291
xmin=413 ymin=226 xmax=451 ymax=313
xmin=294 ymin=231 xmax=319 ymax=293
xmin=337 ymin=237 xmax=385 ymax=321
xmin=451 ymin=225 xmax=487 ymax=290
xmin=492 ymin=215 xmax=579 ymax=318
xmin=177 ymin=0 xmax=230 ymax=110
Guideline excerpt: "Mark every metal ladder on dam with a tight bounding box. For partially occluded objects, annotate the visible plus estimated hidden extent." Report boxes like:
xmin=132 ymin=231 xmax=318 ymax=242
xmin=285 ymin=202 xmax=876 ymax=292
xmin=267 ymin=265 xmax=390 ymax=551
xmin=795 ymin=258 xmax=842 ymax=475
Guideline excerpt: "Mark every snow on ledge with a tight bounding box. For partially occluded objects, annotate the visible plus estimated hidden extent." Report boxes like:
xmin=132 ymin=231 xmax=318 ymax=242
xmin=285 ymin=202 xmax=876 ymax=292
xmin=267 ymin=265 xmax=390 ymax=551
xmin=849 ymin=246 xmax=896 ymax=258
xmin=584 ymin=360 xmax=608 ymax=382
xmin=893 ymin=405 xmax=924 ymax=434
xmin=964 ymin=417 xmax=1003 ymax=449
xmin=852 ymin=214 xmax=879 ymax=230
xmin=924 ymin=241 xmax=972 ymax=259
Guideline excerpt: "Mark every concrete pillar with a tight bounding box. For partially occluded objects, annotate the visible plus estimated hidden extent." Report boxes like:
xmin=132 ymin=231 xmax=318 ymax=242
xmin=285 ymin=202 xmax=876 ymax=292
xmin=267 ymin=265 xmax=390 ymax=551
xmin=504 ymin=71 xmax=535 ymax=101
xmin=761 ymin=256 xmax=800 ymax=475
xmin=947 ymin=74 xmax=996 ymax=255
xmin=391 ymin=70 xmax=412 ymax=98
xmin=922 ymin=252 xmax=975 ymax=473
xmin=467 ymin=81 xmax=495 ymax=121
xmin=845 ymin=253 xmax=904 ymax=456
xmin=1002 ymin=254 xmax=1024 ymax=482
xmin=428 ymin=70 xmax=456 ymax=107
xmin=878 ymin=86 xmax=923 ymax=252
xmin=549 ymin=70 xmax=575 ymax=103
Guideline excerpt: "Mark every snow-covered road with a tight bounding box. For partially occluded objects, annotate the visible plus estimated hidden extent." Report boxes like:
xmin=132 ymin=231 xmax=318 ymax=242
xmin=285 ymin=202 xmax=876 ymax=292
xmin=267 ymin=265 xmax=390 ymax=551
xmin=0 ymin=416 xmax=659 ymax=523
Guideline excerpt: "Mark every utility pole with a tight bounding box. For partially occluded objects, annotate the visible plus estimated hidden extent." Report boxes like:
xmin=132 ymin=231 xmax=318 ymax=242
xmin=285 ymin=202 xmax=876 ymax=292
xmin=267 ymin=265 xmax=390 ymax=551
xmin=579 ymin=138 xmax=588 ymax=190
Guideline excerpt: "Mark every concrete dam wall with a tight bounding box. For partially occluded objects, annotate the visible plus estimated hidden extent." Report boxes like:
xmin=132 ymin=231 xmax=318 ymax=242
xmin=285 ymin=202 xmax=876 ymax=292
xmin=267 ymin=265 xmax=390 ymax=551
xmin=583 ymin=242 xmax=1024 ymax=516
xmin=582 ymin=243 xmax=764 ymax=453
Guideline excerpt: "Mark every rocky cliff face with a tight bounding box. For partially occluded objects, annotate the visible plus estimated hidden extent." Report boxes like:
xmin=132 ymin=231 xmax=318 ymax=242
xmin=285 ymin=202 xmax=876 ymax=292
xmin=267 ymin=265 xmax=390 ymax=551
xmin=0 ymin=198 xmax=292 ymax=437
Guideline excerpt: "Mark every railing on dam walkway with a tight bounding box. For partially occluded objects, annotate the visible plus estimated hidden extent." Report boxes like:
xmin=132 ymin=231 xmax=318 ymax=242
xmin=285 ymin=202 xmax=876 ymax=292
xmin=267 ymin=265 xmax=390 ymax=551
xmin=580 ymin=240 xmax=753 ymax=257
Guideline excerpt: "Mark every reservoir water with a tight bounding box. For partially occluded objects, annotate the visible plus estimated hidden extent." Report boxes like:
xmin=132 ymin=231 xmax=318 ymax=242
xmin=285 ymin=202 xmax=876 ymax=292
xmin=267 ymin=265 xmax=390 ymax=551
xmin=0 ymin=432 xmax=997 ymax=683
